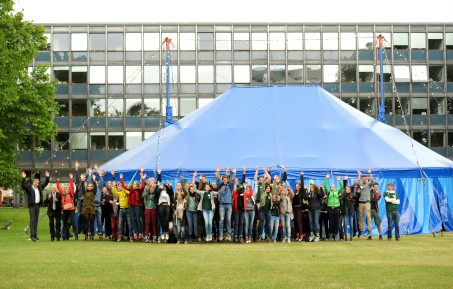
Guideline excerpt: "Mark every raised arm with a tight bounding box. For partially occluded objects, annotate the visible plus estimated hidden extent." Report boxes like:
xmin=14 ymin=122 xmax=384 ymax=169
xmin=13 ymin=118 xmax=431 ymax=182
xmin=69 ymin=173 xmax=75 ymax=196
xmin=241 ymin=166 xmax=246 ymax=184
xmin=280 ymin=165 xmax=287 ymax=182
xmin=56 ymin=178 xmax=64 ymax=193
xmin=254 ymin=166 xmax=258 ymax=183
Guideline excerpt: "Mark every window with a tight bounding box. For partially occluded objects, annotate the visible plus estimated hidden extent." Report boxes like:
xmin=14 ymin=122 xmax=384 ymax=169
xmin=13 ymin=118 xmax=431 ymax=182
xmin=72 ymin=66 xmax=87 ymax=83
xmin=89 ymin=66 xmax=105 ymax=84
xmin=446 ymin=33 xmax=453 ymax=49
xmin=216 ymin=65 xmax=232 ymax=83
xmin=144 ymin=99 xmax=160 ymax=117
xmin=323 ymin=33 xmax=338 ymax=50
xmin=429 ymin=65 xmax=444 ymax=82
xmin=340 ymin=33 xmax=356 ymax=50
xmin=180 ymin=33 xmax=195 ymax=50
xmin=198 ymin=33 xmax=214 ymax=50
xmin=143 ymin=33 xmax=160 ymax=50
xmin=411 ymin=33 xmax=426 ymax=49
xmin=198 ymin=65 xmax=214 ymax=83
xmin=393 ymin=33 xmax=409 ymax=50
xmin=108 ymin=33 xmax=124 ymax=51
xmin=126 ymin=99 xmax=142 ymax=116
xmin=412 ymin=131 xmax=428 ymax=146
xmin=89 ymin=34 xmax=105 ymax=51
xmin=71 ymin=133 xmax=88 ymax=150
xmin=90 ymin=98 xmax=106 ymax=117
xmin=56 ymin=100 xmax=69 ymax=117
xmin=394 ymin=65 xmax=410 ymax=82
xmin=341 ymin=64 xmax=356 ymax=82
xmin=55 ymin=132 xmax=69 ymax=150
xmin=53 ymin=66 xmax=69 ymax=83
xmin=180 ymin=66 xmax=196 ymax=83
xmin=323 ymin=65 xmax=339 ymax=83
xmin=180 ymin=98 xmax=196 ymax=116
xmin=288 ymin=65 xmax=303 ymax=84
xmin=360 ymin=96 xmax=376 ymax=116
xmin=395 ymin=97 xmax=410 ymax=115
xmin=412 ymin=65 xmax=428 ymax=82
xmin=287 ymin=32 xmax=303 ymax=50
xmin=234 ymin=33 xmax=249 ymax=50
xmin=270 ymin=65 xmax=285 ymax=84
xmin=216 ymin=33 xmax=231 ymax=50
xmin=430 ymin=131 xmax=444 ymax=147
xmin=359 ymin=65 xmax=373 ymax=82
xmin=72 ymin=99 xmax=87 ymax=117
xmin=305 ymin=33 xmax=320 ymax=50
xmin=233 ymin=65 xmax=250 ymax=83
xmin=126 ymin=66 xmax=142 ymax=84
xmin=126 ymin=132 xmax=142 ymax=149
xmin=71 ymin=33 xmax=87 ymax=51
xmin=358 ymin=33 xmax=373 ymax=50
xmin=412 ymin=98 xmax=428 ymax=115
xmin=144 ymin=66 xmax=160 ymax=83
xmin=430 ymin=97 xmax=445 ymax=115
xmin=108 ymin=98 xmax=123 ymax=117
xmin=269 ymin=33 xmax=285 ymax=50
xmin=90 ymin=132 xmax=106 ymax=150
xmin=252 ymin=65 xmax=267 ymax=83
xmin=306 ymin=65 xmax=321 ymax=83
xmin=125 ymin=33 xmax=141 ymax=51
xmin=108 ymin=66 xmax=124 ymax=84
xmin=108 ymin=133 xmax=124 ymax=150
xmin=428 ymin=33 xmax=443 ymax=50
xmin=52 ymin=34 xmax=69 ymax=51
xmin=252 ymin=33 xmax=267 ymax=51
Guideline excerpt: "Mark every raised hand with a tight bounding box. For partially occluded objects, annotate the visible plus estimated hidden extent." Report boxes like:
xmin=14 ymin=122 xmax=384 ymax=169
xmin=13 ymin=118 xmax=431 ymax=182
xmin=119 ymin=173 xmax=123 ymax=179
xmin=74 ymin=160 xmax=79 ymax=168
xmin=180 ymin=175 xmax=184 ymax=180
xmin=21 ymin=171 xmax=26 ymax=178
xmin=157 ymin=168 xmax=161 ymax=174
xmin=232 ymin=168 xmax=237 ymax=174
xmin=99 ymin=169 xmax=105 ymax=176
xmin=193 ymin=171 xmax=197 ymax=177
xmin=142 ymin=173 xmax=147 ymax=179
xmin=300 ymin=171 xmax=304 ymax=176
xmin=326 ymin=174 xmax=330 ymax=179
xmin=140 ymin=166 xmax=144 ymax=173
xmin=357 ymin=170 xmax=362 ymax=175
xmin=243 ymin=166 xmax=246 ymax=172
xmin=336 ymin=176 xmax=341 ymax=181
xmin=45 ymin=171 xmax=50 ymax=178
xmin=111 ymin=170 xmax=115 ymax=176
xmin=367 ymin=168 xmax=372 ymax=174
xmin=69 ymin=173 xmax=73 ymax=179
xmin=345 ymin=176 xmax=349 ymax=180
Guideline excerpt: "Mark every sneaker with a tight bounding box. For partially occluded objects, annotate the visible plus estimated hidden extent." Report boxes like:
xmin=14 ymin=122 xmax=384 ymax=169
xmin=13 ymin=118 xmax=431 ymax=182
xmin=314 ymin=235 xmax=320 ymax=242
xmin=309 ymin=234 xmax=315 ymax=242
xmin=395 ymin=238 xmax=400 ymax=241
xmin=233 ymin=237 xmax=238 ymax=243
xmin=349 ymin=236 xmax=353 ymax=241
xmin=225 ymin=235 xmax=231 ymax=242
xmin=387 ymin=237 xmax=392 ymax=241
xmin=144 ymin=236 xmax=149 ymax=243
xmin=130 ymin=237 xmax=134 ymax=242
xmin=287 ymin=238 xmax=291 ymax=243
xmin=379 ymin=235 xmax=383 ymax=241
xmin=176 ymin=240 xmax=180 ymax=244
xmin=161 ymin=234 xmax=165 ymax=241
xmin=133 ymin=233 xmax=138 ymax=240
xmin=165 ymin=233 xmax=169 ymax=241
xmin=367 ymin=235 xmax=372 ymax=240
xmin=98 ymin=234 xmax=103 ymax=240
xmin=282 ymin=237 xmax=288 ymax=243
xmin=272 ymin=239 xmax=277 ymax=243
xmin=117 ymin=235 xmax=122 ymax=242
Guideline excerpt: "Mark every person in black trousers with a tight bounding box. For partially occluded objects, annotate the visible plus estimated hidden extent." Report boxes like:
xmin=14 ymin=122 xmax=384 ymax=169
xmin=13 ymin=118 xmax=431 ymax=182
xmin=21 ymin=171 xmax=50 ymax=242
xmin=44 ymin=183 xmax=62 ymax=241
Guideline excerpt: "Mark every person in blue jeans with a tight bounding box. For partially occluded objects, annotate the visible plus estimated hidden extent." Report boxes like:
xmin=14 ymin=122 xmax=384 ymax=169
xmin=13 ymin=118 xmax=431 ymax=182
xmin=270 ymin=193 xmax=280 ymax=242
xmin=384 ymin=183 xmax=401 ymax=241
xmin=216 ymin=167 xmax=236 ymax=241
xmin=192 ymin=171 xmax=218 ymax=242
xmin=304 ymin=181 xmax=324 ymax=242
xmin=181 ymin=175 xmax=200 ymax=242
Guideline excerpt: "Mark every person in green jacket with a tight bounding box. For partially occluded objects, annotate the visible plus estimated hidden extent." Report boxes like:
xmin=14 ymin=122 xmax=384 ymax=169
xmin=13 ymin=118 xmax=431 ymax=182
xmin=324 ymin=174 xmax=345 ymax=241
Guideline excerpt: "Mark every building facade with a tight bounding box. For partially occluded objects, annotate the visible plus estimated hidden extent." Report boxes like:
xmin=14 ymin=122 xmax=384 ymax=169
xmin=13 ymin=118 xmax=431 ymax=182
xmin=19 ymin=23 xmax=453 ymax=172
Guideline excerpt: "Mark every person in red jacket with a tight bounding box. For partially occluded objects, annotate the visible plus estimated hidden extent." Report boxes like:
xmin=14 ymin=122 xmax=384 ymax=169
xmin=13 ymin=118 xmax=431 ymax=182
xmin=232 ymin=170 xmax=253 ymax=244
xmin=56 ymin=173 xmax=78 ymax=241
xmin=120 ymin=168 xmax=146 ymax=241
xmin=370 ymin=183 xmax=383 ymax=240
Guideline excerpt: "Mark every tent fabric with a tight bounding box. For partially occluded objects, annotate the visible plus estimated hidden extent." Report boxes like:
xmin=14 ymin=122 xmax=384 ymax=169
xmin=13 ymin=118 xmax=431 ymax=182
xmin=99 ymin=85 xmax=453 ymax=234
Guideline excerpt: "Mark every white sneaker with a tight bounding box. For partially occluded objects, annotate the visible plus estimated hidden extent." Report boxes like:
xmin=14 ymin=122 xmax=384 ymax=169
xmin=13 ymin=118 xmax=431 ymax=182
xmin=282 ymin=237 xmax=287 ymax=242
xmin=314 ymin=236 xmax=320 ymax=242
xmin=287 ymin=238 xmax=291 ymax=243
xmin=165 ymin=233 xmax=169 ymax=240
xmin=309 ymin=234 xmax=315 ymax=242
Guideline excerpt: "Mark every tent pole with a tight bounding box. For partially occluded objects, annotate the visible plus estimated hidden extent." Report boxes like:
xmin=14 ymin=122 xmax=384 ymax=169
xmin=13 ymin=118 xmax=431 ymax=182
xmin=163 ymin=37 xmax=174 ymax=128
xmin=377 ymin=34 xmax=386 ymax=124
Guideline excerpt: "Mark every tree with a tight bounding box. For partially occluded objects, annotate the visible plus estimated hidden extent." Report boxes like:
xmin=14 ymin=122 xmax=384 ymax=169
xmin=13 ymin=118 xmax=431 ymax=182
xmin=0 ymin=0 xmax=59 ymax=188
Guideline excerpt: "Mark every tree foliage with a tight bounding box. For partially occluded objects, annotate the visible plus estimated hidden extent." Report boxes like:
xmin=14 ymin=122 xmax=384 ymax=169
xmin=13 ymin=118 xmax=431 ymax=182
xmin=0 ymin=0 xmax=59 ymax=187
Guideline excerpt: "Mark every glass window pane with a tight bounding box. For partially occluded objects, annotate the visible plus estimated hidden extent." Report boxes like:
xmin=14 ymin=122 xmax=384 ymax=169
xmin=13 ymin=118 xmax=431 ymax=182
xmin=358 ymin=33 xmax=374 ymax=50
xmin=71 ymin=33 xmax=87 ymax=51
xmin=234 ymin=65 xmax=250 ymax=83
xmin=198 ymin=65 xmax=214 ymax=83
xmin=144 ymin=99 xmax=160 ymax=117
xmin=108 ymin=33 xmax=124 ymax=51
xmin=359 ymin=65 xmax=374 ymax=82
xmin=180 ymin=66 xmax=196 ymax=83
xmin=341 ymin=64 xmax=356 ymax=82
xmin=180 ymin=33 xmax=195 ymax=50
xmin=394 ymin=33 xmax=409 ymax=49
xmin=234 ymin=32 xmax=250 ymax=50
xmin=108 ymin=99 xmax=123 ymax=117
xmin=252 ymin=33 xmax=267 ymax=51
xmin=288 ymin=65 xmax=303 ymax=84
xmin=71 ymin=133 xmax=88 ymax=150
xmin=89 ymin=66 xmax=105 ymax=84
xmin=162 ymin=66 xmax=178 ymax=84
xmin=323 ymin=33 xmax=338 ymax=50
xmin=305 ymin=33 xmax=320 ymax=50
xmin=126 ymin=66 xmax=141 ymax=84
xmin=180 ymin=98 xmax=196 ymax=116
xmin=126 ymin=99 xmax=142 ymax=116
xmin=394 ymin=65 xmax=410 ymax=82
xmin=252 ymin=65 xmax=267 ymax=83
xmin=446 ymin=33 xmax=453 ymax=47
xmin=144 ymin=33 xmax=160 ymax=50
xmin=430 ymin=131 xmax=444 ymax=147
xmin=306 ymin=65 xmax=321 ymax=83
xmin=287 ymin=33 xmax=303 ymax=50
xmin=323 ymin=65 xmax=339 ymax=83
xmin=89 ymin=34 xmax=105 ymax=51
xmin=412 ymin=131 xmax=428 ymax=146
xmin=270 ymin=65 xmax=285 ymax=84
xmin=198 ymin=98 xmax=214 ymax=108
xmin=53 ymin=66 xmax=69 ymax=84
xmin=126 ymin=132 xmax=142 ymax=149
xmin=72 ymin=66 xmax=87 ymax=83
xmin=412 ymin=65 xmax=428 ymax=82
xmin=56 ymin=99 xmax=69 ymax=117
xmin=411 ymin=33 xmax=426 ymax=49
xmin=412 ymin=97 xmax=428 ymax=114
xmin=144 ymin=66 xmax=160 ymax=83
xmin=90 ymin=132 xmax=106 ymax=150
xmin=269 ymin=32 xmax=285 ymax=50
xmin=340 ymin=33 xmax=356 ymax=50
xmin=125 ymin=33 xmax=141 ymax=51
xmin=216 ymin=33 xmax=231 ymax=50
xmin=72 ymin=99 xmax=87 ymax=117
xmin=108 ymin=133 xmax=124 ymax=150
xmin=360 ymin=96 xmax=376 ymax=116
xmin=198 ymin=33 xmax=214 ymax=50
xmin=108 ymin=66 xmax=124 ymax=84
xmin=90 ymin=98 xmax=106 ymax=117
xmin=430 ymin=97 xmax=445 ymax=114
xmin=52 ymin=34 xmax=69 ymax=51
xmin=216 ymin=65 xmax=232 ymax=83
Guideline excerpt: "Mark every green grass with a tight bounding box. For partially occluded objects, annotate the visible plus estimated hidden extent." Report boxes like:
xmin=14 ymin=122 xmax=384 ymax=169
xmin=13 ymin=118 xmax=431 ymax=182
xmin=0 ymin=208 xmax=452 ymax=289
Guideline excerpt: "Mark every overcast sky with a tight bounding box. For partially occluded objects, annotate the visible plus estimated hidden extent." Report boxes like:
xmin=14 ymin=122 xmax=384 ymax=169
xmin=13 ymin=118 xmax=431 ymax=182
xmin=14 ymin=0 xmax=453 ymax=24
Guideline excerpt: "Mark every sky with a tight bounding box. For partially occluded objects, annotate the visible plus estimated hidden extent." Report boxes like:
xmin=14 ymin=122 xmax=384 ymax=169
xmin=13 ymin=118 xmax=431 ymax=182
xmin=14 ymin=0 xmax=453 ymax=24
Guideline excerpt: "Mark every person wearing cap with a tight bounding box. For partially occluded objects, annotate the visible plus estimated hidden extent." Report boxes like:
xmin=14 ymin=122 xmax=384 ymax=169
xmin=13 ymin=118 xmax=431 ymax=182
xmin=384 ymin=183 xmax=401 ymax=241
xmin=355 ymin=169 xmax=374 ymax=240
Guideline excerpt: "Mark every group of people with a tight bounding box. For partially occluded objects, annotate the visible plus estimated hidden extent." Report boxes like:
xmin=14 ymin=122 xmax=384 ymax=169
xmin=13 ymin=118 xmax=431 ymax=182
xmin=21 ymin=163 xmax=401 ymax=243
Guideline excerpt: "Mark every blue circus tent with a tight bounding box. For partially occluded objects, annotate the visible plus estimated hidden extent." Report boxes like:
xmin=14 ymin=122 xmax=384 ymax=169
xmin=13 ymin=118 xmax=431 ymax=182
xmin=100 ymin=85 xmax=453 ymax=234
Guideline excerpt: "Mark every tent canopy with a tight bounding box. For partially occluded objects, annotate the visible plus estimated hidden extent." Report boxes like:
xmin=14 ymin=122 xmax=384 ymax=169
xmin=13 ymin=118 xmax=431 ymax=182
xmin=100 ymin=85 xmax=453 ymax=180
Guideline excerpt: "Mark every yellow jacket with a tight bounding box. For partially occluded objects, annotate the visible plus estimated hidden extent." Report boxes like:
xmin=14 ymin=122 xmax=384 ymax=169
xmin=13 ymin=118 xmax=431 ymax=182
xmin=112 ymin=187 xmax=130 ymax=209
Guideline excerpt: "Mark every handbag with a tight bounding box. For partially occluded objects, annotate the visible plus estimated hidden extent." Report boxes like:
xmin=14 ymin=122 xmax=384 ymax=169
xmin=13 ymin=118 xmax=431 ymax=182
xmin=62 ymin=193 xmax=75 ymax=210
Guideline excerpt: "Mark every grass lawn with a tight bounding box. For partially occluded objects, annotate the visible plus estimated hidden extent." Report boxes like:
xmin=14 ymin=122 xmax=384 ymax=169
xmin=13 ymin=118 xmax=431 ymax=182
xmin=0 ymin=208 xmax=452 ymax=289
